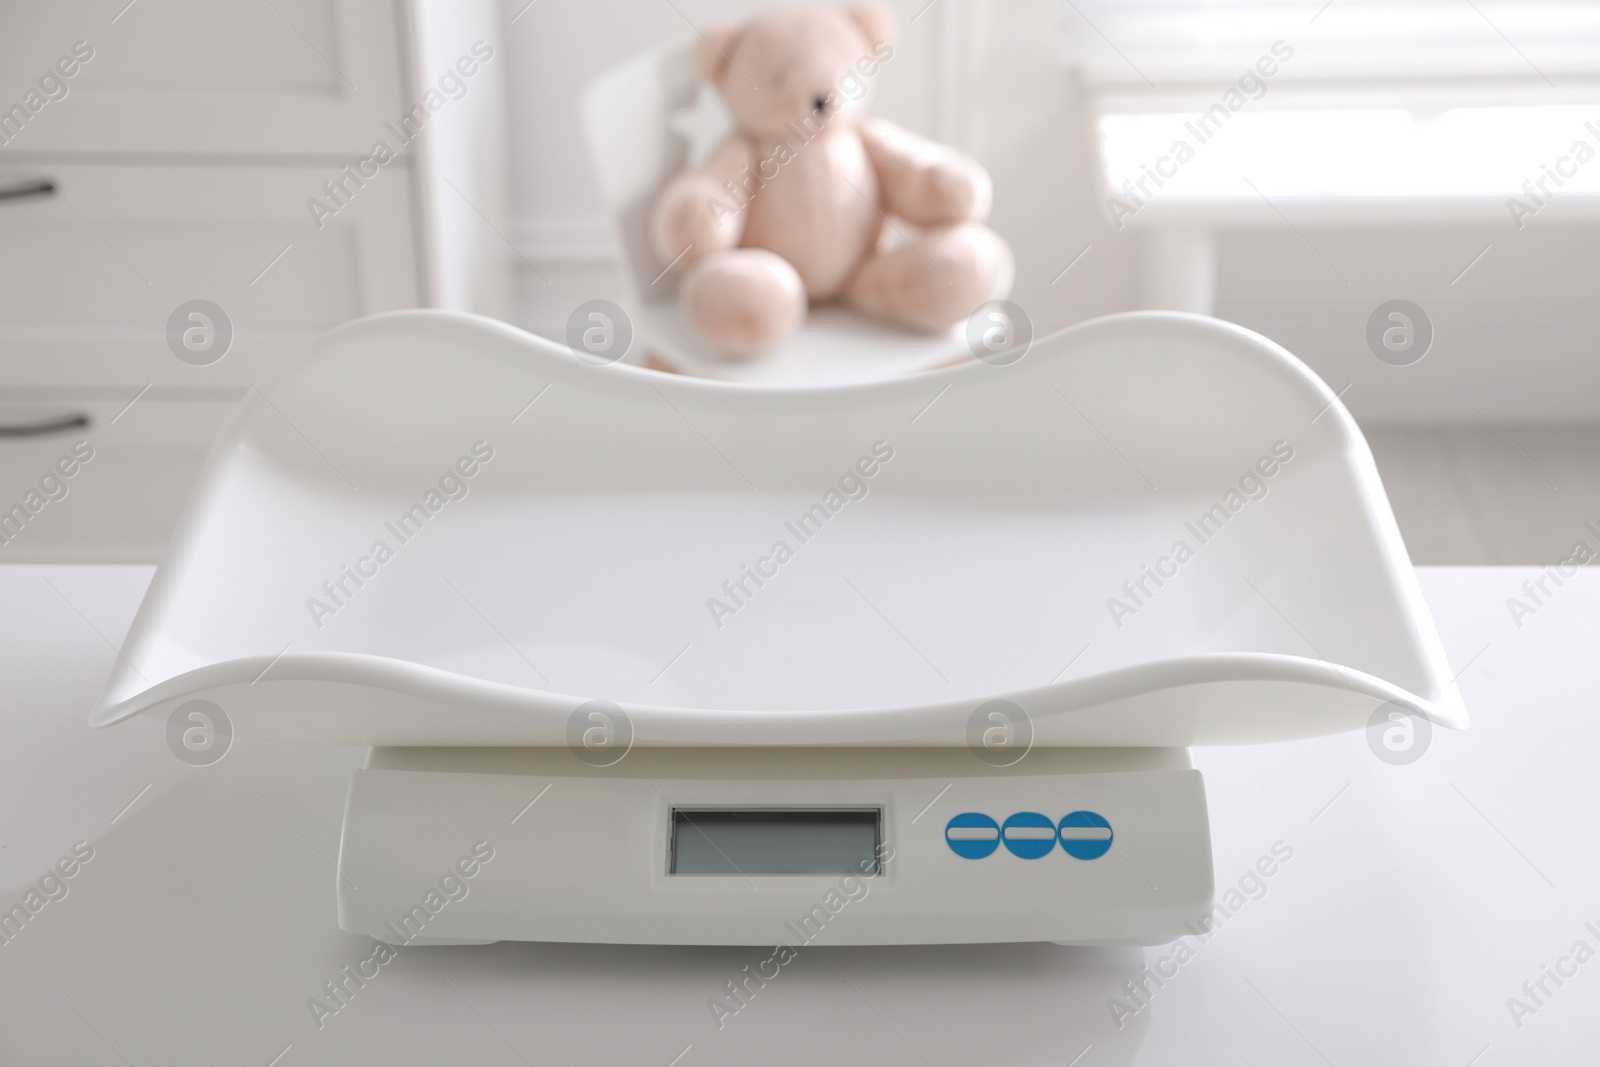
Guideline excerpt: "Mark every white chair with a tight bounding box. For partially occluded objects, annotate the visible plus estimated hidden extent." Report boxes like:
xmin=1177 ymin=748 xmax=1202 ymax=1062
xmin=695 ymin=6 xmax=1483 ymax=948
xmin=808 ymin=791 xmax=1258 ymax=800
xmin=580 ymin=40 xmax=976 ymax=385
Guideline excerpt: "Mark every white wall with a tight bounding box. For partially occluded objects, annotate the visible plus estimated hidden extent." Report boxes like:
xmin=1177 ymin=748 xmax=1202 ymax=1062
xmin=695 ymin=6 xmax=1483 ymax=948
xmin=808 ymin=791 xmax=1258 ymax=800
xmin=1216 ymin=224 xmax=1600 ymax=427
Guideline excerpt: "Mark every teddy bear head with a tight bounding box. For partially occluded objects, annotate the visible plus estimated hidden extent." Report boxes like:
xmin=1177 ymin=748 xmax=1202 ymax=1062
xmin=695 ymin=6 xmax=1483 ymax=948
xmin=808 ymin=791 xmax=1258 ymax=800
xmin=694 ymin=4 xmax=895 ymax=141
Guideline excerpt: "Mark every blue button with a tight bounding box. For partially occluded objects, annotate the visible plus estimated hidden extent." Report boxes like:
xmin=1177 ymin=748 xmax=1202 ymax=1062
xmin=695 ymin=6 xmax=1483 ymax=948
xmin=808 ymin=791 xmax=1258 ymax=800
xmin=1058 ymin=811 xmax=1113 ymax=859
xmin=944 ymin=813 xmax=1000 ymax=859
xmin=1001 ymin=812 xmax=1057 ymax=859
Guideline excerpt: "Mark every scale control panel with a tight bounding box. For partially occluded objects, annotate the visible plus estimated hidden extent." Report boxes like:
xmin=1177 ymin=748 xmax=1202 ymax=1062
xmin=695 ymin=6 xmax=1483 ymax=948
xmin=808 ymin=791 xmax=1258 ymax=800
xmin=944 ymin=811 xmax=1114 ymax=860
xmin=342 ymin=759 xmax=1212 ymax=946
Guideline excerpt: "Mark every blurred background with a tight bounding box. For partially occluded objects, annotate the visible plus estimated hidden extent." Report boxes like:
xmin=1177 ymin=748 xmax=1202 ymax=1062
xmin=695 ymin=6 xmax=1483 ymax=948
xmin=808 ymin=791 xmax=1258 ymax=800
xmin=3 ymin=0 xmax=1598 ymax=565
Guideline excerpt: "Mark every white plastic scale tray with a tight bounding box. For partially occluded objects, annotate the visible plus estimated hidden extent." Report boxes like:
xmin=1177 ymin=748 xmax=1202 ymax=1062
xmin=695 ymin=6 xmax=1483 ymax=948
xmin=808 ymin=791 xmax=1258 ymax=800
xmin=93 ymin=310 xmax=1465 ymax=947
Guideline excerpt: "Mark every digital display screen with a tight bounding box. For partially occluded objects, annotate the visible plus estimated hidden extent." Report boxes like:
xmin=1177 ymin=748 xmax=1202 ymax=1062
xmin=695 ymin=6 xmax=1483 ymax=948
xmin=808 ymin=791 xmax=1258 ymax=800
xmin=670 ymin=809 xmax=881 ymax=876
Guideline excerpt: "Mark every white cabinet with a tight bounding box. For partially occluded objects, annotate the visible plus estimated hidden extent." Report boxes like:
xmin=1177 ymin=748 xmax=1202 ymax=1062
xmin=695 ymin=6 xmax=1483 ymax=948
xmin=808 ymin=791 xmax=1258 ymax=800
xmin=0 ymin=0 xmax=509 ymax=560
xmin=0 ymin=162 xmax=419 ymax=389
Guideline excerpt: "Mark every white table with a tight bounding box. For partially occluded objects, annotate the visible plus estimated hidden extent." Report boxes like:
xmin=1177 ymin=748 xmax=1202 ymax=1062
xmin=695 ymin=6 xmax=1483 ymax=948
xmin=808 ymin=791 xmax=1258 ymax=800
xmin=2 ymin=564 xmax=1596 ymax=1066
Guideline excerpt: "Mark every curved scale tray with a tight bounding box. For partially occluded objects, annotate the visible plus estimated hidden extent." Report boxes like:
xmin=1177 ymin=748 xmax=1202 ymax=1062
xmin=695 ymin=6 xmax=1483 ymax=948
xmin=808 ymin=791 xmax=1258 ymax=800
xmin=92 ymin=310 xmax=1466 ymax=746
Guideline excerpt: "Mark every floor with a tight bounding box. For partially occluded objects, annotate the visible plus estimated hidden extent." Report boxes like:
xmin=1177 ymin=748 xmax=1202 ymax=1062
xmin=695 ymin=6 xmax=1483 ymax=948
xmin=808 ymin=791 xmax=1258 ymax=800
xmin=2 ymin=422 xmax=1596 ymax=566
xmin=1365 ymin=426 xmax=1600 ymax=565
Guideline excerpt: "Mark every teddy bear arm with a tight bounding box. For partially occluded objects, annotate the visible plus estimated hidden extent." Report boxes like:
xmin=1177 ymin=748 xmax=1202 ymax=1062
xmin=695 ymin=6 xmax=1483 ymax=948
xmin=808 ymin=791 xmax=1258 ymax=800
xmin=860 ymin=117 xmax=994 ymax=227
xmin=647 ymin=136 xmax=757 ymax=266
xmin=701 ymin=135 xmax=759 ymax=190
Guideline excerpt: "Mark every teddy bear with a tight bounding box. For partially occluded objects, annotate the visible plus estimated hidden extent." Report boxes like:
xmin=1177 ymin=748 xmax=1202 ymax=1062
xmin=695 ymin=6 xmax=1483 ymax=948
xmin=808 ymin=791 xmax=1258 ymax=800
xmin=648 ymin=3 xmax=1014 ymax=358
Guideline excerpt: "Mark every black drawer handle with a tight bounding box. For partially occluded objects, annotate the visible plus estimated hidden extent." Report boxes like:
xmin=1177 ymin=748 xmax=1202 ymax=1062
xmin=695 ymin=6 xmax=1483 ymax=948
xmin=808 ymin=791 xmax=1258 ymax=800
xmin=0 ymin=178 xmax=56 ymax=203
xmin=0 ymin=411 xmax=90 ymax=437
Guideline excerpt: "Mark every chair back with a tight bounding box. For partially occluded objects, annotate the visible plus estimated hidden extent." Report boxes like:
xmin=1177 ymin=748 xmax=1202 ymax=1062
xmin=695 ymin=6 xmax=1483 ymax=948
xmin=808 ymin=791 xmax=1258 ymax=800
xmin=580 ymin=40 xmax=731 ymax=304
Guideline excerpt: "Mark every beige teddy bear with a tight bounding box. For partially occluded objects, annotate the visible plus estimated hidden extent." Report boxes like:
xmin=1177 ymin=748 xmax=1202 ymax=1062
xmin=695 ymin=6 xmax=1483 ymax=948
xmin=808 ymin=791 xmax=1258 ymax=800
xmin=648 ymin=3 xmax=1014 ymax=358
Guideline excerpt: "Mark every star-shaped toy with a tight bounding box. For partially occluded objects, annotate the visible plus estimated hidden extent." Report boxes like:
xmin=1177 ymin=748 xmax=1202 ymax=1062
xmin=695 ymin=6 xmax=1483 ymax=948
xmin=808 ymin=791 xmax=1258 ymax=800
xmin=667 ymin=82 xmax=732 ymax=169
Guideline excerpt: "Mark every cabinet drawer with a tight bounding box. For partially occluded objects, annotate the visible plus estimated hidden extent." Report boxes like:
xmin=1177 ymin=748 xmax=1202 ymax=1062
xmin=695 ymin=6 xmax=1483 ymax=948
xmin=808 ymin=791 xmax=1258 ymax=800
xmin=0 ymin=0 xmax=406 ymax=157
xmin=0 ymin=394 xmax=235 ymax=562
xmin=0 ymin=162 xmax=419 ymax=388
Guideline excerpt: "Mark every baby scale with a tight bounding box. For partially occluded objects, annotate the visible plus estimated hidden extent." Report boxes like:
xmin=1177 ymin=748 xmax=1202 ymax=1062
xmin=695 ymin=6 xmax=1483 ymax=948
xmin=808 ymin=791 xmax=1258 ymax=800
xmin=93 ymin=310 xmax=1465 ymax=946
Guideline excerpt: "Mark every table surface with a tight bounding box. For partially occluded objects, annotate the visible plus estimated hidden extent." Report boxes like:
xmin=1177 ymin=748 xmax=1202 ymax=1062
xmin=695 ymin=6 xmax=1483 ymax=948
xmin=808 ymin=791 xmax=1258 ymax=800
xmin=2 ymin=564 xmax=1597 ymax=1067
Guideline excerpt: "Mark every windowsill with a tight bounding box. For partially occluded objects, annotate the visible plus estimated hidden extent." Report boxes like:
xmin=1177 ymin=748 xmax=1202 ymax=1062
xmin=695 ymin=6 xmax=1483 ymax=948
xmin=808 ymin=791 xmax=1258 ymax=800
xmin=1097 ymin=105 xmax=1600 ymax=227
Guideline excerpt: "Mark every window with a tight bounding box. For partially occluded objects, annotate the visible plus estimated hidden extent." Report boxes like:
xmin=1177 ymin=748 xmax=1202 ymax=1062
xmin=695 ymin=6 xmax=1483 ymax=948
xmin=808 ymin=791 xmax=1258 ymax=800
xmin=1063 ymin=1 xmax=1600 ymax=207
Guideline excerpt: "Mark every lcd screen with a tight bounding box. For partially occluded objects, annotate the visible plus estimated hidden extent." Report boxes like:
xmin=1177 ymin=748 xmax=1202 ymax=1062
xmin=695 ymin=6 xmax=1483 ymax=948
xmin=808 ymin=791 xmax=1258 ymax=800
xmin=670 ymin=809 xmax=881 ymax=876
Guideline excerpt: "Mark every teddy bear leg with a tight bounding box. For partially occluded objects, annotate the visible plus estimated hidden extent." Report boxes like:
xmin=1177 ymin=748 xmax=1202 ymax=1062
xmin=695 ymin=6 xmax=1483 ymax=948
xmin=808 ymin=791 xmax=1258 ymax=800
xmin=842 ymin=222 xmax=1015 ymax=332
xmin=680 ymin=249 xmax=808 ymax=358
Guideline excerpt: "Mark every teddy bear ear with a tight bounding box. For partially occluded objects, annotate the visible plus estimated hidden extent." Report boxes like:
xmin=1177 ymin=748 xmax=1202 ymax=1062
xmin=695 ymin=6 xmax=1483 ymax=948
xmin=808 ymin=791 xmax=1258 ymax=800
xmin=846 ymin=3 xmax=896 ymax=48
xmin=692 ymin=23 xmax=742 ymax=82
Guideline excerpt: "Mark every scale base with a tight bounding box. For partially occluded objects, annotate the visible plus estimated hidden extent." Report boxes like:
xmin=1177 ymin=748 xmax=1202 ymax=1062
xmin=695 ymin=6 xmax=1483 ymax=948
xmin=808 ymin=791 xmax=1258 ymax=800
xmin=336 ymin=746 xmax=1214 ymax=947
